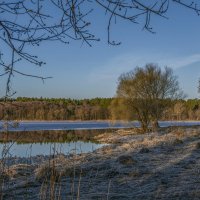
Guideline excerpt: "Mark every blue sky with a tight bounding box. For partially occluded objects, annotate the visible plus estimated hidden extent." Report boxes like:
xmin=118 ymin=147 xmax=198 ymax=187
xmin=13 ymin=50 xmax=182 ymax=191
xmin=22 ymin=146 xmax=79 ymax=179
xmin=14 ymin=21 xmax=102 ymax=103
xmin=3 ymin=2 xmax=200 ymax=99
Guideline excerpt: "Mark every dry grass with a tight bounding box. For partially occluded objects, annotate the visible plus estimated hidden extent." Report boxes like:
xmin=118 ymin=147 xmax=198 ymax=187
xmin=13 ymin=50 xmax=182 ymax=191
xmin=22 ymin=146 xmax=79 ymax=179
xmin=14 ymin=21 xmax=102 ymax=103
xmin=4 ymin=164 xmax=33 ymax=179
xmin=1 ymin=126 xmax=200 ymax=199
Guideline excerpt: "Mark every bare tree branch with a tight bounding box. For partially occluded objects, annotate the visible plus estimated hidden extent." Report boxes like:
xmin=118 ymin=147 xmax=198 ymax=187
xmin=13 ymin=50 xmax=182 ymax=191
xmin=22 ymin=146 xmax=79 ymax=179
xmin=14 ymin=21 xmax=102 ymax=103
xmin=0 ymin=0 xmax=199 ymax=97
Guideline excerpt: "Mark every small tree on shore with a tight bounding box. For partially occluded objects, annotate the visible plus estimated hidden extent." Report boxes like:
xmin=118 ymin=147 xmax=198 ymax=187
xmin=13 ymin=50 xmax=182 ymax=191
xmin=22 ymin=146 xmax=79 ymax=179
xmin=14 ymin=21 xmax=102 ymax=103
xmin=112 ymin=64 xmax=183 ymax=132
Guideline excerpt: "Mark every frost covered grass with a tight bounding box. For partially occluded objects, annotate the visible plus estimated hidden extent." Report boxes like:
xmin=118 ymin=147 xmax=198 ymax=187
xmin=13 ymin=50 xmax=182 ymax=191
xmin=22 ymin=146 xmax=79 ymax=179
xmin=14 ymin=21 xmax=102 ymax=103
xmin=1 ymin=126 xmax=200 ymax=199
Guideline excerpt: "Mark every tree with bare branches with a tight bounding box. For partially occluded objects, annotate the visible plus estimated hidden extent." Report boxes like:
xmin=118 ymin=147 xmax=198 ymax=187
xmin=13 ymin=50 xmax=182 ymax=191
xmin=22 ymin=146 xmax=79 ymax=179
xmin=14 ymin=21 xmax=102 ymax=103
xmin=0 ymin=0 xmax=200 ymax=98
xmin=112 ymin=64 xmax=183 ymax=132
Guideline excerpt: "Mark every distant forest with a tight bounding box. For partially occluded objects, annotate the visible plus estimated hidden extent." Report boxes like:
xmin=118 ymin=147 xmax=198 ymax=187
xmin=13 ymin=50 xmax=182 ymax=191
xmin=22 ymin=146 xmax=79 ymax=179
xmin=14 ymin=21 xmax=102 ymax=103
xmin=0 ymin=97 xmax=200 ymax=121
xmin=0 ymin=97 xmax=112 ymax=120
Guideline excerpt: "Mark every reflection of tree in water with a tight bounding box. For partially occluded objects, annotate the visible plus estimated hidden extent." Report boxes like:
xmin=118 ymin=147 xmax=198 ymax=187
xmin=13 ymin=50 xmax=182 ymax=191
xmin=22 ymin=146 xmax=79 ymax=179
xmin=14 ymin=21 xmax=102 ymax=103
xmin=0 ymin=129 xmax=107 ymax=144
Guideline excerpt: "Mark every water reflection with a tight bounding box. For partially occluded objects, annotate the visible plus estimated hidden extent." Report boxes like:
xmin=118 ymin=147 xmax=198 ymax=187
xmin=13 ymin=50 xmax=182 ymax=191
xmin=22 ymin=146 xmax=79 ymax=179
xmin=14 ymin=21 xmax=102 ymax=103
xmin=0 ymin=141 xmax=104 ymax=158
xmin=0 ymin=129 xmax=107 ymax=158
xmin=0 ymin=129 xmax=108 ymax=143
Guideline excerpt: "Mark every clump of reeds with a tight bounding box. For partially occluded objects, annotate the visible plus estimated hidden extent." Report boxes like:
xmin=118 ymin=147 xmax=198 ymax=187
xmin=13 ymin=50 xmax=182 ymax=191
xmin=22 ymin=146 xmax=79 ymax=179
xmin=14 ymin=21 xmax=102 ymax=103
xmin=35 ymin=163 xmax=63 ymax=183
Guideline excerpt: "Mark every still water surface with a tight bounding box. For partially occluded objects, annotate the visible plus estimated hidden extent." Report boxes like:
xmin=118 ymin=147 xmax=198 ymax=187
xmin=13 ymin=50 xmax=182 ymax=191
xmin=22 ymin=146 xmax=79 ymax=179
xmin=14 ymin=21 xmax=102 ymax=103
xmin=1 ymin=121 xmax=200 ymax=158
xmin=0 ymin=141 xmax=104 ymax=158
xmin=1 ymin=120 xmax=200 ymax=131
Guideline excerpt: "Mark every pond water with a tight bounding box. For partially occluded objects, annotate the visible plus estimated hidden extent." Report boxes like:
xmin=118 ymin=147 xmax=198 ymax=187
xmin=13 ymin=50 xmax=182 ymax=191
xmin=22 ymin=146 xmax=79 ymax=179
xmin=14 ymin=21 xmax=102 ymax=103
xmin=1 ymin=120 xmax=200 ymax=132
xmin=0 ymin=141 xmax=104 ymax=158
xmin=0 ymin=121 xmax=132 ymax=131
xmin=0 ymin=129 xmax=109 ymax=158
xmin=0 ymin=120 xmax=200 ymax=158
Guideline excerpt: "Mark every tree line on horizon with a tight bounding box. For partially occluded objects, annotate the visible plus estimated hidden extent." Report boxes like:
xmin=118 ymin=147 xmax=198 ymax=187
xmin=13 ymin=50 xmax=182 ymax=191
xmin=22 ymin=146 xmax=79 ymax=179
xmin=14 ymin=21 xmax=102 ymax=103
xmin=0 ymin=97 xmax=200 ymax=121
xmin=0 ymin=97 xmax=112 ymax=121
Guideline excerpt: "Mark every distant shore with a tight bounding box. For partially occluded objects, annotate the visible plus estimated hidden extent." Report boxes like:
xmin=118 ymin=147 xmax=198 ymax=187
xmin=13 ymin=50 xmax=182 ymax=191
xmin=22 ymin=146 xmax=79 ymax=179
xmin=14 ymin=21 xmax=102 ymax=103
xmin=2 ymin=119 xmax=200 ymax=122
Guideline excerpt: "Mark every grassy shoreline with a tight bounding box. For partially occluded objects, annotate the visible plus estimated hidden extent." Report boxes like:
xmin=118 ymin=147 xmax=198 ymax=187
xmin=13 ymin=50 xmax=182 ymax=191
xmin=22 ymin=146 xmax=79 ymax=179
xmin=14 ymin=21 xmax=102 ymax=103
xmin=1 ymin=126 xmax=200 ymax=199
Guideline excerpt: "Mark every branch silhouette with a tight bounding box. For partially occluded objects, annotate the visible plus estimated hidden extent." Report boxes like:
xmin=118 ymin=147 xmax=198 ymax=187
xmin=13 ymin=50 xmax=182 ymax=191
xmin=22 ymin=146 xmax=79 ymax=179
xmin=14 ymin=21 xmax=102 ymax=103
xmin=0 ymin=0 xmax=199 ymax=97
